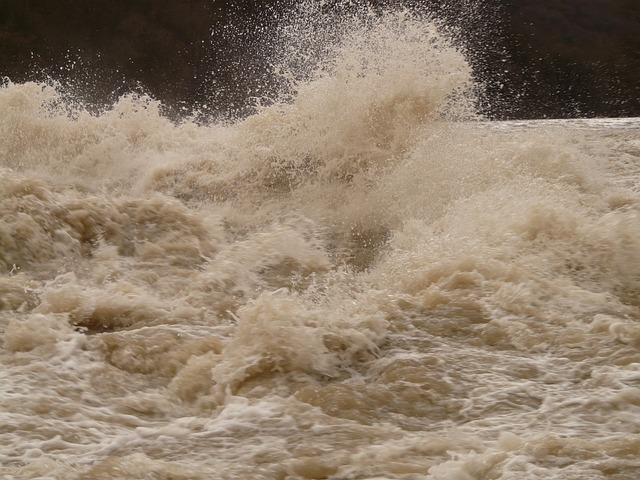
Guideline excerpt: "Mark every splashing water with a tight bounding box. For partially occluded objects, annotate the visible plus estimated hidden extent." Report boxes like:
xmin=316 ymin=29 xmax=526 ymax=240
xmin=1 ymin=4 xmax=640 ymax=479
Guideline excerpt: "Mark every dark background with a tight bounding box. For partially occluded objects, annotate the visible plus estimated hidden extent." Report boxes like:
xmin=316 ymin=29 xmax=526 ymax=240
xmin=1 ymin=0 xmax=638 ymax=120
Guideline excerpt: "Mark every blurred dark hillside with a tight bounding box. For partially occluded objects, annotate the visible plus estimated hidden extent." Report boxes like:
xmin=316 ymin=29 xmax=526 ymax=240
xmin=494 ymin=0 xmax=640 ymax=118
xmin=0 ymin=0 xmax=638 ymax=119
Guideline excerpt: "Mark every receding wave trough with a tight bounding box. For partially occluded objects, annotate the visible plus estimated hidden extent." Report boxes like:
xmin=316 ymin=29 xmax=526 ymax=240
xmin=1 ymin=5 xmax=640 ymax=479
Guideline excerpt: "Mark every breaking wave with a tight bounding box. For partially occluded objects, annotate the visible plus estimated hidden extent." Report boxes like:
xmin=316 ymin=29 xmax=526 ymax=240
xmin=1 ymin=3 xmax=640 ymax=479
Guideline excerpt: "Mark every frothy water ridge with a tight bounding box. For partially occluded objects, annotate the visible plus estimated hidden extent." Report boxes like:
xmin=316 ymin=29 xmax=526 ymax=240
xmin=1 ymin=6 xmax=640 ymax=480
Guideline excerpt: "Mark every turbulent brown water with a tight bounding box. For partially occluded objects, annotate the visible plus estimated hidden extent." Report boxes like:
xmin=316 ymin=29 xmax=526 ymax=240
xmin=1 ymin=6 xmax=640 ymax=480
